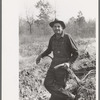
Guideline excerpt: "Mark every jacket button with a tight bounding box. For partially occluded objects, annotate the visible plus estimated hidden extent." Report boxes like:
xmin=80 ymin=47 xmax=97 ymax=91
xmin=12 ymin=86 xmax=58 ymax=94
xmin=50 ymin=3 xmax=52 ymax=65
xmin=57 ymin=51 xmax=60 ymax=53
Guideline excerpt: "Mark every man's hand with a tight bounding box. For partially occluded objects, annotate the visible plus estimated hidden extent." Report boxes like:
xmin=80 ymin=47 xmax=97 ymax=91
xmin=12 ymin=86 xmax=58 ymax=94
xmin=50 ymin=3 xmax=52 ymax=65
xmin=64 ymin=63 xmax=70 ymax=68
xmin=36 ymin=55 xmax=41 ymax=64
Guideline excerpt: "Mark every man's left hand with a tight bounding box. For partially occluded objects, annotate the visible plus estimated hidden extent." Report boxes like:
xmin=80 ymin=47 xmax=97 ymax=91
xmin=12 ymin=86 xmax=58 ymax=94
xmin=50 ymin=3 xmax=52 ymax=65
xmin=64 ymin=63 xmax=70 ymax=68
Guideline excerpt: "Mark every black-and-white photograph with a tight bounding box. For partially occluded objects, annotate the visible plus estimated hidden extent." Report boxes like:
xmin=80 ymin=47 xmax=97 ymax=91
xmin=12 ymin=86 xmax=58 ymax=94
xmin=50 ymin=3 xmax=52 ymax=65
xmin=19 ymin=0 xmax=98 ymax=100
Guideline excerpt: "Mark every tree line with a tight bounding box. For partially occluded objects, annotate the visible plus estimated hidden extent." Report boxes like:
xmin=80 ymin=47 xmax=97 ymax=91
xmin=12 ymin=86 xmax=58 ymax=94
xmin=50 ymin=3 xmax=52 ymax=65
xmin=19 ymin=0 xmax=95 ymax=38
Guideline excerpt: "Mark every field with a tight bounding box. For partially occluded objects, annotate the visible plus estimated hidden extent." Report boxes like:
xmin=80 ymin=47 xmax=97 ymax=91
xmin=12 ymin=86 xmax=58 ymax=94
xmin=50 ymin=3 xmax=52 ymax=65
xmin=19 ymin=35 xmax=96 ymax=100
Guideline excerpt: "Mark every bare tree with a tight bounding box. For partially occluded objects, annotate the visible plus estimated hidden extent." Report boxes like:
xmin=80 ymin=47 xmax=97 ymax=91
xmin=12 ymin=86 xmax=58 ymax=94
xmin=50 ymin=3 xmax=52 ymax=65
xmin=76 ymin=11 xmax=86 ymax=28
xmin=35 ymin=0 xmax=54 ymax=35
xmin=35 ymin=0 xmax=54 ymax=21
xmin=25 ymin=10 xmax=34 ymax=34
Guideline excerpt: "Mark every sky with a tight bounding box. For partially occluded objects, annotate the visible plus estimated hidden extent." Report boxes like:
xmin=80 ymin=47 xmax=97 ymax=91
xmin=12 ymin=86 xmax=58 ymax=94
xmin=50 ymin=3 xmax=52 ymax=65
xmin=19 ymin=0 xmax=98 ymax=22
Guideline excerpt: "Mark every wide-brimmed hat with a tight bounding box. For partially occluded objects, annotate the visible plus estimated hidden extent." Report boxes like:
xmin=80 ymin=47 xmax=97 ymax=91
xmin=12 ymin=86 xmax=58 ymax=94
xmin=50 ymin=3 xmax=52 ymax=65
xmin=49 ymin=18 xmax=66 ymax=29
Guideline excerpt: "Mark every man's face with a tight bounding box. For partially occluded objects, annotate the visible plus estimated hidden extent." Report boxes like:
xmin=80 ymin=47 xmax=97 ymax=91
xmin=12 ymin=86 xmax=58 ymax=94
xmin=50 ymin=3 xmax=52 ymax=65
xmin=53 ymin=23 xmax=63 ymax=35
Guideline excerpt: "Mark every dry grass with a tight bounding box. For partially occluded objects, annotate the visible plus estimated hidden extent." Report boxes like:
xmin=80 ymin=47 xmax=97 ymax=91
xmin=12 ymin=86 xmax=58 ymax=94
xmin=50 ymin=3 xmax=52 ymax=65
xmin=19 ymin=36 xmax=96 ymax=100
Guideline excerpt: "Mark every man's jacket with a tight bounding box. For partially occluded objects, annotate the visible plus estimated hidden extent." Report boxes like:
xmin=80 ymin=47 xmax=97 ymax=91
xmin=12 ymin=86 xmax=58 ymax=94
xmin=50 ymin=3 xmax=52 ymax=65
xmin=41 ymin=33 xmax=78 ymax=99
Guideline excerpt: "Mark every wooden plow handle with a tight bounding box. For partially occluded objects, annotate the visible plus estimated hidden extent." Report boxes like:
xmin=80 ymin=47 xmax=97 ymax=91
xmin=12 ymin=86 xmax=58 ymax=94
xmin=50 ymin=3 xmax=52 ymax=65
xmin=54 ymin=63 xmax=96 ymax=86
xmin=54 ymin=63 xmax=81 ymax=84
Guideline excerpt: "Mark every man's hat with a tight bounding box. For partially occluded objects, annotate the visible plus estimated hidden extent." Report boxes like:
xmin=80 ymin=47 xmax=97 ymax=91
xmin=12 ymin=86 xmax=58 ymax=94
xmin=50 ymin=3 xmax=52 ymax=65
xmin=49 ymin=18 xmax=66 ymax=29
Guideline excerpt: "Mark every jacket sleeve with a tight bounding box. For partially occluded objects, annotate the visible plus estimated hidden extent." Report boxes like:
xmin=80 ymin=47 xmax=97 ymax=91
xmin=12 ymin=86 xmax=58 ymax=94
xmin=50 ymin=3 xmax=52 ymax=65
xmin=41 ymin=38 xmax=52 ymax=58
xmin=68 ymin=35 xmax=78 ymax=64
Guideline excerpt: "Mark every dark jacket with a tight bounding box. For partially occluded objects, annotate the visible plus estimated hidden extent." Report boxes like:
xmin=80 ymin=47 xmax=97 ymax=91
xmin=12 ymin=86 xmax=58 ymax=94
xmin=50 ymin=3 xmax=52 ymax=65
xmin=41 ymin=33 xmax=78 ymax=100
xmin=41 ymin=33 xmax=78 ymax=64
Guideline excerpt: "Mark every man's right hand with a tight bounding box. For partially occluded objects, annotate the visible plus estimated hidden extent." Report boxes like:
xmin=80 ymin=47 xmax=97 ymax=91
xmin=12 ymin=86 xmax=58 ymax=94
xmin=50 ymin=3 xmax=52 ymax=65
xmin=36 ymin=55 xmax=41 ymax=64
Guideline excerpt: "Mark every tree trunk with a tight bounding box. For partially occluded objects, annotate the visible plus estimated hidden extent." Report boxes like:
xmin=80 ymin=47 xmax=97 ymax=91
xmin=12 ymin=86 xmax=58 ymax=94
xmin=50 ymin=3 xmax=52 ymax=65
xmin=29 ymin=24 xmax=32 ymax=34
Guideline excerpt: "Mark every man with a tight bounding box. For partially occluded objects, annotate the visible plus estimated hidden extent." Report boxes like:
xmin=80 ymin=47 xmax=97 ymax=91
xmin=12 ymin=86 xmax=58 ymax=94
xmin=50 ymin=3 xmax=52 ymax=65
xmin=36 ymin=19 xmax=78 ymax=100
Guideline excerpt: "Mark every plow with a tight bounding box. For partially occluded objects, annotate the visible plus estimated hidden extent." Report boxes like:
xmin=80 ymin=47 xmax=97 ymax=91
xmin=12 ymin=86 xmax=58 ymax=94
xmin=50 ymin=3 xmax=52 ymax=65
xmin=54 ymin=62 xmax=96 ymax=100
